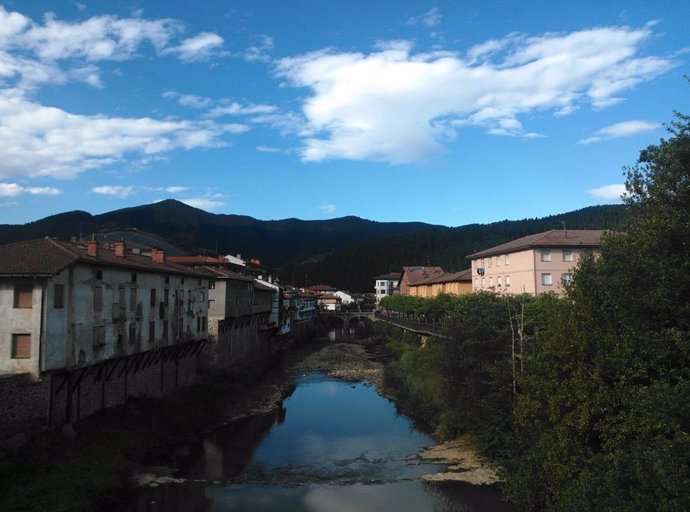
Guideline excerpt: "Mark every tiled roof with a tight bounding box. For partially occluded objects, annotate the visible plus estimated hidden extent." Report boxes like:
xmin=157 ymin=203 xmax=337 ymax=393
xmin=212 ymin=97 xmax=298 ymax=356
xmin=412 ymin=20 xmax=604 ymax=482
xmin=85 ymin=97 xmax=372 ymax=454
xmin=167 ymin=256 xmax=227 ymax=265
xmin=307 ymin=284 xmax=336 ymax=291
xmin=0 ymin=239 xmax=79 ymax=276
xmin=467 ymin=230 xmax=606 ymax=259
xmin=203 ymin=267 xmax=255 ymax=282
xmin=402 ymin=266 xmax=445 ymax=285
xmin=375 ymin=272 xmax=401 ymax=280
xmin=417 ymin=268 xmax=472 ymax=285
xmin=0 ymin=239 xmax=210 ymax=278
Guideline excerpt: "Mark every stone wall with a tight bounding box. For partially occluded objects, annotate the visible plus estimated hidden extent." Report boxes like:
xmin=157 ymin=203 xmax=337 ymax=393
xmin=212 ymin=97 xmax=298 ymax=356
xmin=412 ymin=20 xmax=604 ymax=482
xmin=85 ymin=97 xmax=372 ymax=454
xmin=0 ymin=341 xmax=204 ymax=439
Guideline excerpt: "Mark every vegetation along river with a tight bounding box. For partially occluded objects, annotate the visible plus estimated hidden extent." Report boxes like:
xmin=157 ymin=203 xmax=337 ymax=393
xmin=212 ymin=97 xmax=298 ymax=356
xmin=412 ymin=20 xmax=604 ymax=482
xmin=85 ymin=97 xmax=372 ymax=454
xmin=126 ymin=331 xmax=518 ymax=512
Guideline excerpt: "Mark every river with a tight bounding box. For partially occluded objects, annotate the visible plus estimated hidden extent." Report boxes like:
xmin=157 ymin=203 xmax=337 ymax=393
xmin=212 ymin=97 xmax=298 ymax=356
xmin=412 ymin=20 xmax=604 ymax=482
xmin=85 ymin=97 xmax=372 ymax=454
xmin=125 ymin=335 xmax=518 ymax=512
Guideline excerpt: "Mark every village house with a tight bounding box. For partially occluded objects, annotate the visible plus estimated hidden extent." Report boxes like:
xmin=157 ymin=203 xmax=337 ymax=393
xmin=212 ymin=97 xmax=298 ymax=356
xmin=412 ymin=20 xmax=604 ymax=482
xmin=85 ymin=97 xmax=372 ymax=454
xmin=408 ymin=269 xmax=473 ymax=297
xmin=317 ymin=293 xmax=342 ymax=312
xmin=398 ymin=267 xmax=445 ymax=296
xmin=0 ymin=238 xmax=210 ymax=378
xmin=374 ymin=272 xmax=401 ymax=303
xmin=467 ymin=229 xmax=605 ymax=296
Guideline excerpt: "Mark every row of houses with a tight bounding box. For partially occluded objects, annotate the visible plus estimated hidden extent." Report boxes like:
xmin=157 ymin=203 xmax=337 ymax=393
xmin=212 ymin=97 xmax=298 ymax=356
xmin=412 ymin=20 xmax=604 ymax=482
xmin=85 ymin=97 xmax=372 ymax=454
xmin=0 ymin=238 xmax=319 ymax=435
xmin=374 ymin=229 xmax=605 ymax=300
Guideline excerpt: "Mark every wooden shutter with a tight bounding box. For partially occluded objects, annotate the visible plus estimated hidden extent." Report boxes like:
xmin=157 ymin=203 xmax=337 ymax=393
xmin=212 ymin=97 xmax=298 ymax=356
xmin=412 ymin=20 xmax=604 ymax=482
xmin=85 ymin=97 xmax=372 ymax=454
xmin=12 ymin=334 xmax=31 ymax=359
xmin=14 ymin=284 xmax=33 ymax=308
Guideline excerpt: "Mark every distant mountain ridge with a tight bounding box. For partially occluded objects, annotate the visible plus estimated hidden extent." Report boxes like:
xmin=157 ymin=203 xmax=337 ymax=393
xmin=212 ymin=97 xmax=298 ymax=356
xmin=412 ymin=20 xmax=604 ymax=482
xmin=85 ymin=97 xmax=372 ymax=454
xmin=0 ymin=199 xmax=442 ymax=266
xmin=0 ymin=200 xmax=627 ymax=292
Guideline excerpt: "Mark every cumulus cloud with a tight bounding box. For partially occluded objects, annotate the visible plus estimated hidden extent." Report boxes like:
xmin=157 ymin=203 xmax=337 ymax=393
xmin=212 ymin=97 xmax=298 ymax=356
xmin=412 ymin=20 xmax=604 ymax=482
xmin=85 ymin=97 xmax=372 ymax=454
xmin=0 ymin=93 xmax=235 ymax=180
xmin=578 ymin=120 xmax=661 ymax=144
xmin=319 ymin=204 xmax=336 ymax=214
xmin=162 ymin=91 xmax=213 ymax=109
xmin=276 ymin=24 xmax=675 ymax=164
xmin=589 ymin=184 xmax=627 ymax=201
xmin=208 ymin=102 xmax=278 ymax=117
xmin=0 ymin=182 xmax=61 ymax=196
xmin=170 ymin=32 xmax=224 ymax=62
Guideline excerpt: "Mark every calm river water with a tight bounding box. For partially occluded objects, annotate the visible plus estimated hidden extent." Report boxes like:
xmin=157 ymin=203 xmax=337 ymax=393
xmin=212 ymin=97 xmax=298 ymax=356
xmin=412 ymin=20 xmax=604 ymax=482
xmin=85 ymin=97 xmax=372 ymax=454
xmin=127 ymin=366 xmax=518 ymax=511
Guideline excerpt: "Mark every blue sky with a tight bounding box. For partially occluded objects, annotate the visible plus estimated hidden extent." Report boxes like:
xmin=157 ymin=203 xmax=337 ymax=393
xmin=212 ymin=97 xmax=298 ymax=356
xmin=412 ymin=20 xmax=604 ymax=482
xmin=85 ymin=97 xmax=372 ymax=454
xmin=0 ymin=1 xmax=688 ymax=227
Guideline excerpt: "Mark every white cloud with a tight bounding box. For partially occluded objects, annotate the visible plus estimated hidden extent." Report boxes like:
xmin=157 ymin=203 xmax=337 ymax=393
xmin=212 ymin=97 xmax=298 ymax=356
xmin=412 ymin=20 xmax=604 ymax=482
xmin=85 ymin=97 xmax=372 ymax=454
xmin=208 ymin=102 xmax=278 ymax=117
xmin=165 ymin=186 xmax=189 ymax=194
xmin=405 ymin=8 xmax=442 ymax=28
xmin=589 ymin=184 xmax=626 ymax=201
xmin=0 ymin=182 xmax=61 ymax=196
xmin=578 ymin=120 xmax=661 ymax=144
xmin=162 ymin=91 xmax=213 ymax=109
xmin=0 ymin=93 xmax=232 ymax=180
xmin=244 ymin=34 xmax=273 ymax=63
xmin=256 ymin=145 xmax=282 ymax=153
xmin=170 ymin=32 xmax=224 ymax=62
xmin=319 ymin=204 xmax=336 ymax=214
xmin=276 ymin=25 xmax=675 ymax=164
xmin=91 ymin=185 xmax=134 ymax=198
xmin=179 ymin=195 xmax=224 ymax=211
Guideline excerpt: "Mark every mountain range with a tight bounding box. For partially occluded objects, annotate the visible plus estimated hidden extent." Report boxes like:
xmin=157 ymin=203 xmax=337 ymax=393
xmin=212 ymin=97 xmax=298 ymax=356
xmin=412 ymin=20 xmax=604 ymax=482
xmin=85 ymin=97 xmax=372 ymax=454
xmin=0 ymin=200 xmax=628 ymax=292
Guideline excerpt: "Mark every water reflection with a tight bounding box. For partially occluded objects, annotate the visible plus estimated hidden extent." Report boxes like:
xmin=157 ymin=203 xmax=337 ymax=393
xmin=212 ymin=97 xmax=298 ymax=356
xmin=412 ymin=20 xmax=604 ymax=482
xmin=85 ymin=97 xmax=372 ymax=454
xmin=127 ymin=373 xmax=518 ymax=512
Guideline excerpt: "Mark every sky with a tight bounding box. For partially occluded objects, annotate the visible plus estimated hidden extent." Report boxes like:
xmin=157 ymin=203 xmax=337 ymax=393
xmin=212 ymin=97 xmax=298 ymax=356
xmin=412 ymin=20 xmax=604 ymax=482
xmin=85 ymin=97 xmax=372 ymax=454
xmin=0 ymin=0 xmax=688 ymax=227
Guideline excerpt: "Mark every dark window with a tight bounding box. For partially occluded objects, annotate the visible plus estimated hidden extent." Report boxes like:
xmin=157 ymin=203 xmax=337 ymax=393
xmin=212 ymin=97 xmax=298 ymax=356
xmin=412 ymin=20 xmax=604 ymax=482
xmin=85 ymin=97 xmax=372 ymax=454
xmin=162 ymin=321 xmax=168 ymax=340
xmin=149 ymin=321 xmax=155 ymax=343
xmin=208 ymin=299 xmax=215 ymax=310
xmin=92 ymin=326 xmax=105 ymax=349
xmin=209 ymin=281 xmax=216 ymax=289
xmin=165 ymin=275 xmax=170 ymax=284
xmin=12 ymin=334 xmax=31 ymax=359
xmin=131 ymin=272 xmax=137 ymax=283
xmin=13 ymin=284 xmax=33 ymax=308
xmin=130 ymin=286 xmax=137 ymax=311
xmin=54 ymin=284 xmax=64 ymax=309
xmin=197 ymin=316 xmax=201 ymax=332
xmin=94 ymin=286 xmax=103 ymax=312
xmin=128 ymin=325 xmax=136 ymax=344
xmin=150 ymin=288 xmax=156 ymax=307
xmin=95 ymin=269 xmax=103 ymax=280
xmin=202 ymin=316 xmax=207 ymax=332
xmin=181 ymin=278 xmax=185 ymax=285
xmin=198 ymin=279 xmax=202 ymax=285
xmin=164 ymin=289 xmax=169 ymax=306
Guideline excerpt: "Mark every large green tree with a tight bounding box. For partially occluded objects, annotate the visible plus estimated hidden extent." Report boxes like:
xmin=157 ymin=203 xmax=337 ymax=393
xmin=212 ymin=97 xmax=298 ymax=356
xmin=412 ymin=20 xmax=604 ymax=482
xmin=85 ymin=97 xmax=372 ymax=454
xmin=505 ymin=110 xmax=690 ymax=511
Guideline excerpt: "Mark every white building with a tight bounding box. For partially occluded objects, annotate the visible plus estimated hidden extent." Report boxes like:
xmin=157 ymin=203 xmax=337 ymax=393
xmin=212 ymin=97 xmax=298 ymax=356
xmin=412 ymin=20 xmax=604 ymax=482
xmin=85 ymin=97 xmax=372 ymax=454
xmin=374 ymin=272 xmax=401 ymax=303
xmin=0 ymin=239 xmax=210 ymax=377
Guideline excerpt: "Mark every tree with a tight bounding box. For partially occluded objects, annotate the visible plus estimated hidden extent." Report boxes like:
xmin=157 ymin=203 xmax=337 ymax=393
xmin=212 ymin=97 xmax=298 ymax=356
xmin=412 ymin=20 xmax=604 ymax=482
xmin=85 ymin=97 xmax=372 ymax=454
xmin=505 ymin=109 xmax=690 ymax=511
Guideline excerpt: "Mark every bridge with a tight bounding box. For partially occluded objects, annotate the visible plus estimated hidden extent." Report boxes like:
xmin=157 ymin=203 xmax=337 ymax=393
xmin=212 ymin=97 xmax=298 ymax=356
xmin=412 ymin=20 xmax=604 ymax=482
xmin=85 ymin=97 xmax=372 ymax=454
xmin=320 ymin=311 xmax=448 ymax=338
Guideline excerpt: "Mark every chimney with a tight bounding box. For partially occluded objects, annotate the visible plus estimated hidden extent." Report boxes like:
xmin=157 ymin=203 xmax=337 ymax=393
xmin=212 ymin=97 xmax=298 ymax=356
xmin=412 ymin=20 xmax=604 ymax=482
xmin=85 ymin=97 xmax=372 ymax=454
xmin=114 ymin=241 xmax=126 ymax=258
xmin=86 ymin=239 xmax=98 ymax=257
xmin=152 ymin=248 xmax=166 ymax=264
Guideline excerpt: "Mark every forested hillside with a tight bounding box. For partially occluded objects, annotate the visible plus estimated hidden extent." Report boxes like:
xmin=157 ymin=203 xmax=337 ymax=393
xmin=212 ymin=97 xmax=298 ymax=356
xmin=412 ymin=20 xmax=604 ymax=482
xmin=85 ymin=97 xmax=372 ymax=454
xmin=286 ymin=204 xmax=627 ymax=291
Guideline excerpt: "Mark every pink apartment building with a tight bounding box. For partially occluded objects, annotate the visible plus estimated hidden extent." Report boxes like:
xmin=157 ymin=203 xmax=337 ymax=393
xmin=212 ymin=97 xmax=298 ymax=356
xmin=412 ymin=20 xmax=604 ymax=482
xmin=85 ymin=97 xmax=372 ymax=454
xmin=467 ymin=229 xmax=605 ymax=296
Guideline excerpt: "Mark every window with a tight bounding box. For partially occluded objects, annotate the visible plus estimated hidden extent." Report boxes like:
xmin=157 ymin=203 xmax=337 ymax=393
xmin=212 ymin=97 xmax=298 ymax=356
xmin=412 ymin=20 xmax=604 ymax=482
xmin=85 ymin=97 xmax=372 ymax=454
xmin=11 ymin=334 xmax=31 ymax=359
xmin=130 ymin=286 xmax=137 ymax=311
xmin=95 ymin=269 xmax=103 ymax=280
xmin=198 ymin=279 xmax=202 ymax=286
xmin=165 ymin=275 xmax=170 ymax=285
xmin=497 ymin=255 xmax=501 ymax=266
xmin=197 ymin=316 xmax=201 ymax=332
xmin=149 ymin=321 xmax=155 ymax=343
xmin=150 ymin=288 xmax=157 ymax=307
xmin=489 ymin=277 xmax=493 ymax=287
xmin=202 ymin=316 xmax=207 ymax=332
xmin=164 ymin=289 xmax=169 ymax=306
xmin=541 ymin=249 xmax=551 ymax=262
xmin=93 ymin=326 xmax=105 ymax=349
xmin=13 ymin=284 xmax=33 ymax=308
xmin=497 ymin=276 xmax=503 ymax=287
xmin=474 ymin=278 xmax=479 ymax=290
xmin=505 ymin=275 xmax=511 ymax=287
xmin=162 ymin=321 xmax=168 ymax=340
xmin=209 ymin=281 xmax=215 ymax=289
xmin=563 ymin=249 xmax=573 ymax=262
xmin=541 ymin=273 xmax=552 ymax=286
xmin=505 ymin=254 xmax=510 ymax=265
xmin=208 ymin=299 xmax=215 ymax=310
xmin=561 ymin=273 xmax=572 ymax=285
xmin=131 ymin=272 xmax=137 ymax=283
xmin=54 ymin=284 xmax=64 ymax=309
xmin=128 ymin=325 xmax=136 ymax=344
xmin=482 ymin=278 xmax=486 ymax=287
xmin=94 ymin=286 xmax=103 ymax=312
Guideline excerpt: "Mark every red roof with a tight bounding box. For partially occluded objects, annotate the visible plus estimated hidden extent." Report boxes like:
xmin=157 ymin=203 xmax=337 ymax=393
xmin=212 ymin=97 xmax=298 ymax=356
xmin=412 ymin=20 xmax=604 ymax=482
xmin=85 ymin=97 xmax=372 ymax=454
xmin=402 ymin=266 xmax=445 ymax=285
xmin=467 ymin=229 xmax=606 ymax=259
xmin=0 ymin=239 xmax=209 ymax=278
xmin=418 ymin=268 xmax=472 ymax=285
